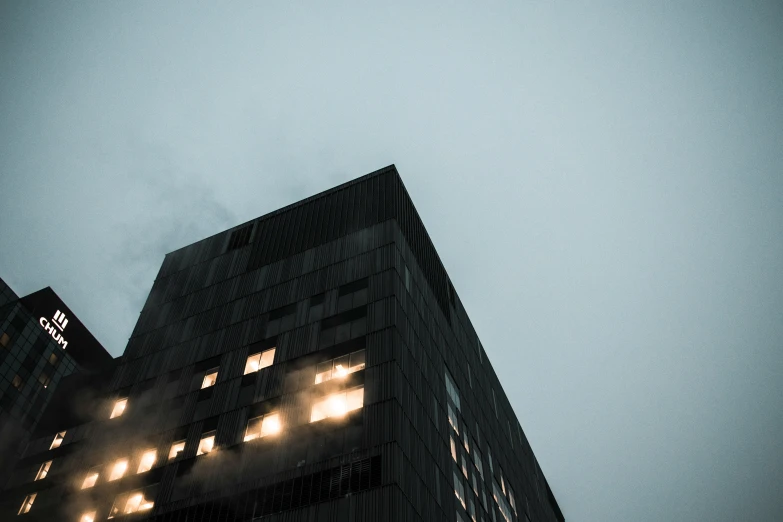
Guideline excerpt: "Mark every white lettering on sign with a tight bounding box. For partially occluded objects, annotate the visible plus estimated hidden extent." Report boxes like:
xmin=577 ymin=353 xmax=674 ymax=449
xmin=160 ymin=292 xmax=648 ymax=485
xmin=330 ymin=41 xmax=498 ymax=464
xmin=39 ymin=310 xmax=68 ymax=349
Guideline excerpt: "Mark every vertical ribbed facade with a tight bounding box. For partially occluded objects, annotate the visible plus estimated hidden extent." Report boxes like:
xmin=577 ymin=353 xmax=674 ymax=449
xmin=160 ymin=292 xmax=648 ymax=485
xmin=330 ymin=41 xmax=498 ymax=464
xmin=1 ymin=165 xmax=564 ymax=522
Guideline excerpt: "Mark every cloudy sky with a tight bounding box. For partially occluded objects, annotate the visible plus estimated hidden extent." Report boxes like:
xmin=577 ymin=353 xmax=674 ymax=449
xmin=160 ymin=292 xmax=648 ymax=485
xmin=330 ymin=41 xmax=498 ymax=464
xmin=1 ymin=1 xmax=782 ymax=520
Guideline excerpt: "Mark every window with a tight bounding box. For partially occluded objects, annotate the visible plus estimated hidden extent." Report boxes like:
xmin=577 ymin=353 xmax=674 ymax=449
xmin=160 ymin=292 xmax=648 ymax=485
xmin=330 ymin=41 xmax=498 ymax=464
xmin=48 ymin=352 xmax=59 ymax=366
xmin=18 ymin=493 xmax=36 ymax=515
xmin=404 ymin=266 xmax=411 ymax=292
xmin=474 ymin=447 xmax=484 ymax=479
xmin=450 ymin=437 xmax=458 ymax=462
xmin=137 ymin=450 xmax=157 ymax=473
xmin=487 ymin=446 xmax=494 ymax=473
xmin=337 ymin=278 xmax=368 ymax=312
xmin=493 ymin=481 xmax=513 ymax=522
xmin=244 ymin=348 xmax=275 ymax=375
xmin=469 ymin=497 xmax=477 ymax=522
xmin=492 ymin=388 xmax=498 ymax=418
xmin=0 ymin=332 xmax=10 ymax=347
xmin=318 ymin=308 xmax=367 ymax=348
xmin=37 ymin=371 xmax=52 ymax=388
xmin=266 ymin=303 xmax=296 ymax=336
xmin=461 ymin=454 xmax=468 ymax=478
xmin=81 ymin=469 xmax=99 ymax=489
xmin=244 ymin=412 xmax=281 ymax=441
xmin=310 ymin=386 xmax=364 ymax=422
xmin=79 ymin=511 xmax=97 ymax=522
xmin=509 ymin=487 xmax=517 ymax=515
xmin=49 ymin=431 xmax=65 ymax=450
xmin=447 ymin=404 xmax=459 ymax=435
xmin=467 ymin=364 xmax=472 ymax=388
xmin=314 ymin=349 xmax=366 ymax=384
xmin=108 ymin=459 xmax=128 ymax=481
xmin=308 ymin=293 xmax=325 ymax=322
xmin=108 ymin=486 xmax=156 ymax=518
xmin=453 ymin=471 xmax=466 ymax=509
xmin=169 ymin=440 xmax=186 ymax=460
xmin=110 ymin=398 xmax=128 ymax=419
xmin=445 ymin=369 xmax=461 ymax=410
xmin=12 ymin=374 xmax=23 ymax=390
xmin=226 ymin=224 xmax=253 ymax=251
xmin=34 ymin=461 xmax=51 ymax=481
xmin=462 ymin=428 xmax=470 ymax=453
xmin=201 ymin=368 xmax=218 ymax=389
xmin=197 ymin=431 xmax=215 ymax=455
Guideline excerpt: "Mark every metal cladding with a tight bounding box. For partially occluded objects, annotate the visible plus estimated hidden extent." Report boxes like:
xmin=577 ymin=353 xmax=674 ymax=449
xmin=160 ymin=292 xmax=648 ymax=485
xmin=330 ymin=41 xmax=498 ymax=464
xmin=0 ymin=165 xmax=564 ymax=522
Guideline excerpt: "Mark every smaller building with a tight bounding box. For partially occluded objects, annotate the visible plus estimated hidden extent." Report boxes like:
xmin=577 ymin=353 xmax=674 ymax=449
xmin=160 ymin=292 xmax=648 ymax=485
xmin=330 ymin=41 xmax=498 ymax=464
xmin=0 ymin=277 xmax=113 ymax=477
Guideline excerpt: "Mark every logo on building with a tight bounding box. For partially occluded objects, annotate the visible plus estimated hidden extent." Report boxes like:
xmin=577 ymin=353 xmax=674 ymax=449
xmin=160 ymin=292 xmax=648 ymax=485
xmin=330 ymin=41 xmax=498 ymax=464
xmin=39 ymin=310 xmax=68 ymax=349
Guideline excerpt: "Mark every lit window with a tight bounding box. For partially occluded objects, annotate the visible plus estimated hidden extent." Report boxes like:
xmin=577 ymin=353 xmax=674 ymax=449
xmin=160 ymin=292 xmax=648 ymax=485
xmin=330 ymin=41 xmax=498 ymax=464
xmin=169 ymin=440 xmax=186 ymax=460
xmin=447 ymin=404 xmax=459 ymax=435
xmin=453 ymin=471 xmax=466 ymax=509
xmin=474 ymin=447 xmax=484 ymax=479
xmin=108 ymin=487 xmax=156 ymax=518
xmin=12 ymin=374 xmax=23 ymax=389
xmin=81 ymin=470 xmax=99 ymax=489
xmin=50 ymin=431 xmax=65 ymax=450
xmin=310 ymin=386 xmax=364 ymax=422
xmin=34 ymin=461 xmax=51 ymax=481
xmin=79 ymin=511 xmax=96 ymax=522
xmin=108 ymin=459 xmax=128 ymax=481
xmin=244 ymin=348 xmax=275 ymax=375
xmin=314 ymin=349 xmax=366 ymax=384
xmin=0 ymin=332 xmax=10 ymax=347
xmin=110 ymin=398 xmax=128 ymax=419
xmin=137 ymin=449 xmax=157 ymax=473
xmin=244 ymin=412 xmax=282 ymax=441
xmin=18 ymin=493 xmax=36 ymax=514
xmin=461 ymin=454 xmax=468 ymax=478
xmin=201 ymin=368 xmax=218 ymax=389
xmin=197 ymin=432 xmax=215 ymax=455
xmin=450 ymin=437 xmax=457 ymax=462
xmin=462 ymin=429 xmax=470 ymax=453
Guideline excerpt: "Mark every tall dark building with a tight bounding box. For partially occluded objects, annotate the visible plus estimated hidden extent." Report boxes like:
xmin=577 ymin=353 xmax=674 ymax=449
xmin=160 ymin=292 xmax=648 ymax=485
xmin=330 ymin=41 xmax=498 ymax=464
xmin=0 ymin=278 xmax=114 ymax=476
xmin=1 ymin=165 xmax=564 ymax=522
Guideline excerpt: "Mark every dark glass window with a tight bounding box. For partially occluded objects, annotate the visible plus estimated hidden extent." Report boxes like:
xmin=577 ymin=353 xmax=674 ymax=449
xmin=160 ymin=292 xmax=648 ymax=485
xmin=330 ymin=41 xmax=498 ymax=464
xmin=266 ymin=303 xmax=296 ymax=336
xmin=227 ymin=224 xmax=253 ymax=251
xmin=337 ymin=278 xmax=368 ymax=313
xmin=308 ymin=293 xmax=325 ymax=322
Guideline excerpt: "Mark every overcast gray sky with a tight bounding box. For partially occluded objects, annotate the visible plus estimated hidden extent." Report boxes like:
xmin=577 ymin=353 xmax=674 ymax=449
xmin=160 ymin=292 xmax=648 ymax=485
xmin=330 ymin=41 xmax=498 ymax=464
xmin=2 ymin=1 xmax=782 ymax=520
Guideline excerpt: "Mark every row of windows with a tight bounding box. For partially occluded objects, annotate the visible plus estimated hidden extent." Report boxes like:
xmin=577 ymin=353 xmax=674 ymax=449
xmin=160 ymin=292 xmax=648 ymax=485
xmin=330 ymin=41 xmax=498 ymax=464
xmin=445 ymin=367 xmax=521 ymax=522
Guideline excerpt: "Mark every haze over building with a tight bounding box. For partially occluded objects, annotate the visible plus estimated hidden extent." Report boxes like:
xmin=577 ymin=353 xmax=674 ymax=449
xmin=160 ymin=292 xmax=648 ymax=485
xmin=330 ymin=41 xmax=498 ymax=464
xmin=0 ymin=166 xmax=564 ymax=522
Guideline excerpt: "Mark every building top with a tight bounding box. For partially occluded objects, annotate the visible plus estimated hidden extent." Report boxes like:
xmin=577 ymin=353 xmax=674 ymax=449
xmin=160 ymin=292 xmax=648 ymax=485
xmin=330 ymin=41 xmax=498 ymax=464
xmin=18 ymin=287 xmax=113 ymax=373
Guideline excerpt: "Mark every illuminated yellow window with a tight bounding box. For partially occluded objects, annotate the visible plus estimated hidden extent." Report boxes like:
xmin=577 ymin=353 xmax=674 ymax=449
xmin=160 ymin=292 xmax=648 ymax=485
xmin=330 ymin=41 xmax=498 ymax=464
xmin=108 ymin=487 xmax=156 ymax=518
xmin=81 ymin=469 xmax=99 ymax=489
xmin=197 ymin=432 xmax=215 ymax=455
xmin=314 ymin=350 xmax=366 ymax=384
xmin=18 ymin=493 xmax=36 ymax=514
xmin=34 ymin=460 xmax=52 ymax=481
xmin=110 ymin=398 xmax=127 ymax=419
xmin=79 ymin=510 xmax=97 ymax=522
xmin=243 ymin=348 xmax=275 ymax=375
xmin=201 ymin=368 xmax=218 ymax=389
xmin=49 ymin=431 xmax=65 ymax=450
xmin=243 ymin=412 xmax=281 ymax=441
xmin=310 ymin=386 xmax=364 ymax=423
xmin=108 ymin=459 xmax=128 ymax=481
xmin=168 ymin=440 xmax=186 ymax=460
xmin=137 ymin=449 xmax=157 ymax=473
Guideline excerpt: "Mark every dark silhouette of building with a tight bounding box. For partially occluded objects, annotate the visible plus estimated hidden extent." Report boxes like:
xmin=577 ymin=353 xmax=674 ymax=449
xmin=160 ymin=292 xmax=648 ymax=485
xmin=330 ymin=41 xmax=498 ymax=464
xmin=0 ymin=278 xmax=114 ymax=479
xmin=0 ymin=165 xmax=564 ymax=522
